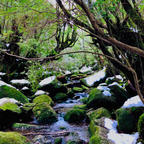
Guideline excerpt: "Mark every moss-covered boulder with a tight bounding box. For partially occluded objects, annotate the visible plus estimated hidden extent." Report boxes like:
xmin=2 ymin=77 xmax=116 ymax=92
xmin=0 ymin=132 xmax=30 ymax=144
xmin=0 ymin=85 xmax=29 ymax=103
xmin=87 ymin=107 xmax=111 ymax=121
xmin=33 ymin=95 xmax=54 ymax=106
xmin=116 ymin=107 xmax=144 ymax=133
xmin=86 ymin=88 xmax=116 ymax=110
xmin=39 ymin=77 xmax=67 ymax=96
xmin=89 ymin=121 xmax=112 ymax=144
xmin=64 ymin=108 xmax=86 ymax=123
xmin=87 ymin=85 xmax=130 ymax=110
xmin=53 ymin=92 xmax=67 ymax=102
xmin=81 ymin=68 xmax=107 ymax=87
xmin=138 ymin=113 xmax=144 ymax=143
xmin=109 ymin=85 xmax=130 ymax=107
xmin=0 ymin=100 xmax=22 ymax=129
xmin=0 ymin=102 xmax=21 ymax=114
xmin=33 ymin=102 xmax=57 ymax=124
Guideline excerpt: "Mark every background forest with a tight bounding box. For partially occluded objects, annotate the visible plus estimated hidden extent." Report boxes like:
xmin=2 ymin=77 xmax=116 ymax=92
xmin=0 ymin=0 xmax=144 ymax=144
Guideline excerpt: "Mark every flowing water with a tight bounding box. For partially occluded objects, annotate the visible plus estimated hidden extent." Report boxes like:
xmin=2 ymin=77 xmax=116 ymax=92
xmin=15 ymin=92 xmax=89 ymax=144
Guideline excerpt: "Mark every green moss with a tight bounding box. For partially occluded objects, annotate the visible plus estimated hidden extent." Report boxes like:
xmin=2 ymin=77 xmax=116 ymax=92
xmin=67 ymin=141 xmax=77 ymax=144
xmin=89 ymin=123 xmax=111 ymax=144
xmin=0 ymin=102 xmax=21 ymax=114
xmin=0 ymin=85 xmax=29 ymax=103
xmin=33 ymin=95 xmax=54 ymax=106
xmin=89 ymin=120 xmax=98 ymax=136
xmin=72 ymin=87 xmax=83 ymax=92
xmin=0 ymin=132 xmax=30 ymax=144
xmin=89 ymin=135 xmax=101 ymax=144
xmin=88 ymin=107 xmax=111 ymax=121
xmin=109 ymin=85 xmax=130 ymax=106
xmin=64 ymin=108 xmax=86 ymax=123
xmin=54 ymin=138 xmax=62 ymax=144
xmin=33 ymin=102 xmax=57 ymax=124
xmin=138 ymin=113 xmax=144 ymax=141
xmin=54 ymin=93 xmax=67 ymax=102
xmin=116 ymin=108 xmax=135 ymax=133
xmin=80 ymin=97 xmax=88 ymax=104
xmin=89 ymin=125 xmax=110 ymax=144
xmin=73 ymin=105 xmax=87 ymax=110
xmin=87 ymin=88 xmax=116 ymax=110
xmin=12 ymin=123 xmax=36 ymax=130
xmin=116 ymin=107 xmax=144 ymax=133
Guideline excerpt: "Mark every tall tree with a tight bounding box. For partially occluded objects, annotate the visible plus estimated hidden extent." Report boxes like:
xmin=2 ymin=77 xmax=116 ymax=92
xmin=56 ymin=0 xmax=144 ymax=102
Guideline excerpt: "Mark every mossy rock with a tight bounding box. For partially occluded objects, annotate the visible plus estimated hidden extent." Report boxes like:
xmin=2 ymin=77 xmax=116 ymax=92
xmin=138 ymin=113 xmax=144 ymax=143
xmin=33 ymin=95 xmax=54 ymax=106
xmin=54 ymin=137 xmax=62 ymax=144
xmin=89 ymin=124 xmax=111 ymax=144
xmin=0 ymin=102 xmax=21 ymax=114
xmin=72 ymin=87 xmax=83 ymax=92
xmin=87 ymin=88 xmax=116 ymax=110
xmin=81 ymin=68 xmax=107 ymax=87
xmin=54 ymin=92 xmax=67 ymax=102
xmin=33 ymin=102 xmax=57 ymax=124
xmin=40 ymin=78 xmax=67 ymax=97
xmin=64 ymin=108 xmax=86 ymax=123
xmin=0 ymin=132 xmax=30 ymax=144
xmin=89 ymin=120 xmax=99 ymax=136
xmin=116 ymin=107 xmax=144 ymax=133
xmin=0 ymin=101 xmax=22 ymax=130
xmin=88 ymin=107 xmax=111 ymax=121
xmin=0 ymin=85 xmax=29 ymax=103
xmin=109 ymin=85 xmax=130 ymax=107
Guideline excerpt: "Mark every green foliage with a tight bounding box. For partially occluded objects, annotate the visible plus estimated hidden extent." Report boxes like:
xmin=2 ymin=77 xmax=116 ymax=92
xmin=0 ymin=85 xmax=29 ymax=103
xmin=0 ymin=132 xmax=30 ymax=144
xmin=27 ymin=62 xmax=45 ymax=92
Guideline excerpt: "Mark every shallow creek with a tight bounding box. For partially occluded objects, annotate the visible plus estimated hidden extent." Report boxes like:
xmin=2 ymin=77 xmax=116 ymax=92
xmin=15 ymin=92 xmax=89 ymax=144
